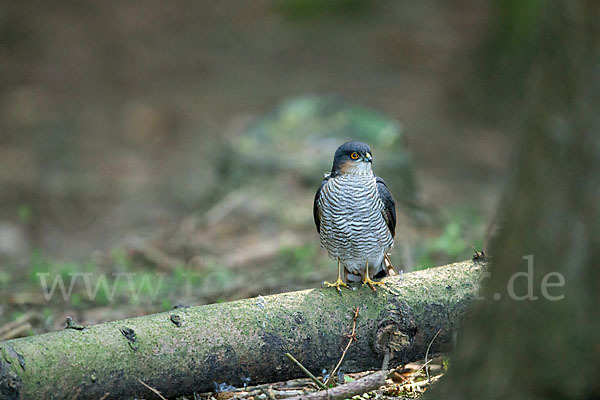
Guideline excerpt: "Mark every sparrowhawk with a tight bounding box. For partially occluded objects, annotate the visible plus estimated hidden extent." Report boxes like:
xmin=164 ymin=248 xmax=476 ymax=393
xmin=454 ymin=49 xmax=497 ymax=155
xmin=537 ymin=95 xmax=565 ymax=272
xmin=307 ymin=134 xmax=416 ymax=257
xmin=314 ymin=141 xmax=396 ymax=291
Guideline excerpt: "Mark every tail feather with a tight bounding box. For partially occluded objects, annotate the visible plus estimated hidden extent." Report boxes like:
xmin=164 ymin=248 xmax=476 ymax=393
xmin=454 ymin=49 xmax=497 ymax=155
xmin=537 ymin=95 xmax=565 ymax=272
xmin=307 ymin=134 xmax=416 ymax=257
xmin=384 ymin=253 xmax=397 ymax=276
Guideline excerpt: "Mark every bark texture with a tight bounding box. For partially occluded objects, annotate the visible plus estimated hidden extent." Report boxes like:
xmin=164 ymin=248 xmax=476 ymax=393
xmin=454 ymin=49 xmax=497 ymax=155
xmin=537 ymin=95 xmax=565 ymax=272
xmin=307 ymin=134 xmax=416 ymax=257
xmin=429 ymin=2 xmax=600 ymax=399
xmin=0 ymin=260 xmax=484 ymax=399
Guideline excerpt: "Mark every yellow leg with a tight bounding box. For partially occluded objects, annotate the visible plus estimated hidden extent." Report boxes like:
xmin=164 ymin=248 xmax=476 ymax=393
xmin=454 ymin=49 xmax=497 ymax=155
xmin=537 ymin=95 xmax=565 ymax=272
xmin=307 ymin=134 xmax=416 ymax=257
xmin=362 ymin=260 xmax=386 ymax=291
xmin=324 ymin=259 xmax=350 ymax=293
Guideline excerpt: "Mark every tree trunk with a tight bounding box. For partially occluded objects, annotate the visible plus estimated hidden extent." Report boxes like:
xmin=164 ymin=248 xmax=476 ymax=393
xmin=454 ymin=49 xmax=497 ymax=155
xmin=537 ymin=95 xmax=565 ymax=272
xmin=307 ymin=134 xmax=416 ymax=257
xmin=429 ymin=2 xmax=600 ymax=399
xmin=0 ymin=260 xmax=483 ymax=399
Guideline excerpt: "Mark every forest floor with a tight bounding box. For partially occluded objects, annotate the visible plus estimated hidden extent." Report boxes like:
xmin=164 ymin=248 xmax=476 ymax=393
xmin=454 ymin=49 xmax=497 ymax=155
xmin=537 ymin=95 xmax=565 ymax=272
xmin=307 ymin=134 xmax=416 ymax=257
xmin=2 ymin=1 xmax=512 ymax=397
xmin=187 ymin=359 xmax=446 ymax=400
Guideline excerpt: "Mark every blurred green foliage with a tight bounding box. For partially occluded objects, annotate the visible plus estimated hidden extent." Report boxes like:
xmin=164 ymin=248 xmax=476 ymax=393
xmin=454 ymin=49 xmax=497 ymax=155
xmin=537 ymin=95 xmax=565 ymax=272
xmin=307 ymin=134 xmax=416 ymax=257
xmin=199 ymin=262 xmax=236 ymax=292
xmin=234 ymin=96 xmax=405 ymax=179
xmin=491 ymin=0 xmax=546 ymax=59
xmin=0 ymin=269 xmax=11 ymax=287
xmin=111 ymin=247 xmax=133 ymax=271
xmin=415 ymin=207 xmax=485 ymax=270
xmin=17 ymin=204 xmax=33 ymax=224
xmin=160 ymin=298 xmax=172 ymax=311
xmin=279 ymin=244 xmax=322 ymax=280
xmin=20 ymin=250 xmax=213 ymax=311
xmin=29 ymin=250 xmax=52 ymax=284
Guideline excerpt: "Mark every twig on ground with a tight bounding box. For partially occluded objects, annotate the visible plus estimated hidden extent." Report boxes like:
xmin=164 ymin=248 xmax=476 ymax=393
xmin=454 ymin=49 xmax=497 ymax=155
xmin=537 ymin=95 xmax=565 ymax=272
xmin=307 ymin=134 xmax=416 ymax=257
xmin=269 ymin=389 xmax=305 ymax=398
xmin=399 ymin=359 xmax=433 ymax=388
xmin=284 ymin=353 xmax=328 ymax=391
xmin=325 ymin=307 xmax=360 ymax=386
xmin=226 ymin=387 xmax=305 ymax=399
xmin=0 ymin=323 xmax=32 ymax=341
xmin=425 ymin=328 xmax=442 ymax=383
xmin=407 ymin=373 xmax=442 ymax=389
xmin=138 ymin=379 xmax=167 ymax=400
xmin=280 ymin=379 xmax=316 ymax=389
xmin=285 ymin=370 xmax=388 ymax=400
xmin=127 ymin=239 xmax=185 ymax=271
xmin=231 ymin=383 xmax=271 ymax=393
xmin=259 ymin=385 xmax=277 ymax=400
xmin=0 ymin=311 xmax=37 ymax=340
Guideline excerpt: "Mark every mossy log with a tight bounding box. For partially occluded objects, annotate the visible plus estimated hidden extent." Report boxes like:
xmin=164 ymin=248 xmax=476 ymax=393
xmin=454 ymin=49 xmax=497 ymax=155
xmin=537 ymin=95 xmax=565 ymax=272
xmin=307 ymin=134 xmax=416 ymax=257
xmin=0 ymin=260 xmax=485 ymax=399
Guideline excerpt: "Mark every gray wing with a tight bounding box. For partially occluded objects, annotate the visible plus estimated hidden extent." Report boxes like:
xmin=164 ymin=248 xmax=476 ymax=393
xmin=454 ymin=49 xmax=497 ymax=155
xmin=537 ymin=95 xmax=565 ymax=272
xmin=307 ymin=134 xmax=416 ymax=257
xmin=376 ymin=176 xmax=396 ymax=238
xmin=313 ymin=177 xmax=329 ymax=234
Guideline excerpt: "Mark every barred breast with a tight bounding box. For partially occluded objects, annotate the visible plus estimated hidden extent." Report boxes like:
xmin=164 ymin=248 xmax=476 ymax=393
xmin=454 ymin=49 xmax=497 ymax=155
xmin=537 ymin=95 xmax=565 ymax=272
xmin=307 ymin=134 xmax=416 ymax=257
xmin=317 ymin=172 xmax=394 ymax=276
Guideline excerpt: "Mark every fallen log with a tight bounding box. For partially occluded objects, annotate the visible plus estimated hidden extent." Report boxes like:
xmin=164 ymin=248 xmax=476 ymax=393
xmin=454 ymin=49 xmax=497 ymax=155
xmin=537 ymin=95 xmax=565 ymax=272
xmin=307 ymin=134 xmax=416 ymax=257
xmin=0 ymin=260 xmax=485 ymax=399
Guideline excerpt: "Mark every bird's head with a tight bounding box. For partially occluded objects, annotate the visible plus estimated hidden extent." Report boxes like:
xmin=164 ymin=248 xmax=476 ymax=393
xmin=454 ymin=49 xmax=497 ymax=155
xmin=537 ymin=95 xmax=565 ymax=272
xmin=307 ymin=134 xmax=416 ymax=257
xmin=331 ymin=141 xmax=373 ymax=176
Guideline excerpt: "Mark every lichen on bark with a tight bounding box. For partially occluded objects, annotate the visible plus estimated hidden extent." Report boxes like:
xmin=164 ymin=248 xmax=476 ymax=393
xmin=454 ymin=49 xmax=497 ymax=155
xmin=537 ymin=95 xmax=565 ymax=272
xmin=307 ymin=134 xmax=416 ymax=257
xmin=0 ymin=260 xmax=484 ymax=399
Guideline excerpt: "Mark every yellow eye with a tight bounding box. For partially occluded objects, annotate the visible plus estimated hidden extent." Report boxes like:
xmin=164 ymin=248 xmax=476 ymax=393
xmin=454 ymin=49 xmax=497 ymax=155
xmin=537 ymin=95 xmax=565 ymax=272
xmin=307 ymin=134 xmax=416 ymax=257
xmin=350 ymin=152 xmax=359 ymax=160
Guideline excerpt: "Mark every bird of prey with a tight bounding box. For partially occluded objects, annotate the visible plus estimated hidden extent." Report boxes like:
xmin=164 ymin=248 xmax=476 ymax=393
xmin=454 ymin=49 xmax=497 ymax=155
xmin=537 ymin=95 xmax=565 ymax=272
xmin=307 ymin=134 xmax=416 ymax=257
xmin=314 ymin=141 xmax=397 ymax=291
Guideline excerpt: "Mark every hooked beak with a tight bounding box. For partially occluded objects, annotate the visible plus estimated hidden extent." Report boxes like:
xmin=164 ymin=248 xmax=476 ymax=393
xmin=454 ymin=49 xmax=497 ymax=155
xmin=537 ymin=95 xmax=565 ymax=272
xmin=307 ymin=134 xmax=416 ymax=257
xmin=363 ymin=152 xmax=372 ymax=163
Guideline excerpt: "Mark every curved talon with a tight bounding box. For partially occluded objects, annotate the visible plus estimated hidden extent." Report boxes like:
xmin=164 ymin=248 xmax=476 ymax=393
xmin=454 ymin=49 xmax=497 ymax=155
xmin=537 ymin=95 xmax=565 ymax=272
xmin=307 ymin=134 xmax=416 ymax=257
xmin=324 ymin=279 xmax=350 ymax=294
xmin=362 ymin=276 xmax=386 ymax=291
xmin=325 ymin=259 xmax=351 ymax=294
xmin=362 ymin=260 xmax=387 ymax=291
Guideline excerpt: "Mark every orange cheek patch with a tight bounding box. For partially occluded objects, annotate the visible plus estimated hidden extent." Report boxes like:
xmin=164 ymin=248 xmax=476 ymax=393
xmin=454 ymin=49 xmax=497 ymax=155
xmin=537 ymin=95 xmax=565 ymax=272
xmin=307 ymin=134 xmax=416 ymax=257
xmin=339 ymin=160 xmax=355 ymax=173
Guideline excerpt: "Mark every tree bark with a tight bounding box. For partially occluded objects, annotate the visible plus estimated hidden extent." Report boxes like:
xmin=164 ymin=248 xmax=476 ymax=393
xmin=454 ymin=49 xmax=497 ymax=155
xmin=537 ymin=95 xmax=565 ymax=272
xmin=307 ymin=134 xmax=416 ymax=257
xmin=429 ymin=2 xmax=600 ymax=399
xmin=0 ymin=260 xmax=484 ymax=399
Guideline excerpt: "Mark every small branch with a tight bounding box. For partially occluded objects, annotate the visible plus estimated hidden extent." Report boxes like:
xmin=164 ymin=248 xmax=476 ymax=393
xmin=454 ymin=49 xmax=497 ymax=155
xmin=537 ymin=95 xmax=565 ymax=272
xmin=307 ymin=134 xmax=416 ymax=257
xmin=285 ymin=353 xmax=328 ymax=391
xmin=259 ymin=385 xmax=277 ymax=400
xmin=406 ymin=373 xmax=442 ymax=389
xmin=0 ymin=311 xmax=37 ymax=340
xmin=399 ymin=359 xmax=433 ymax=388
xmin=0 ymin=323 xmax=32 ymax=341
xmin=286 ymin=370 xmax=388 ymax=400
xmin=425 ymin=328 xmax=442 ymax=382
xmin=127 ymin=238 xmax=184 ymax=271
xmin=269 ymin=389 xmax=305 ymax=398
xmin=325 ymin=307 xmax=360 ymax=385
xmin=138 ymin=379 xmax=167 ymax=400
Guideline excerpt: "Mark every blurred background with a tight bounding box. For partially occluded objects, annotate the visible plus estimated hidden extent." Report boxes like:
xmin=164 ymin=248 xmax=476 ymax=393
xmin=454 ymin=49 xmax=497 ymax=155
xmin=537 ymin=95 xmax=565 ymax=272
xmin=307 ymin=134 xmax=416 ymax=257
xmin=0 ymin=0 xmax=524 ymax=336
